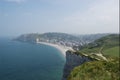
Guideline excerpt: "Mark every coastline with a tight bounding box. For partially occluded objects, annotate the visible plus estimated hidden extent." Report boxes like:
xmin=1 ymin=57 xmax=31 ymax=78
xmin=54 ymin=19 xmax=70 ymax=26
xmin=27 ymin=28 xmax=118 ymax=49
xmin=37 ymin=42 xmax=74 ymax=57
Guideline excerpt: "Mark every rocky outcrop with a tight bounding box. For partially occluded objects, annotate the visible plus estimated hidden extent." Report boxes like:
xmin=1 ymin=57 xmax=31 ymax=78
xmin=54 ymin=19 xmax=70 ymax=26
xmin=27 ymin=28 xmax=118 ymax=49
xmin=62 ymin=50 xmax=94 ymax=80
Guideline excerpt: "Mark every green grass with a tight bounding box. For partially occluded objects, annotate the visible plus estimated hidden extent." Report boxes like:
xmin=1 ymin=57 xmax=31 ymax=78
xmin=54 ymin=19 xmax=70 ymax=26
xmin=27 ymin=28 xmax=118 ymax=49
xmin=67 ymin=57 xmax=120 ymax=80
xmin=103 ymin=46 xmax=119 ymax=57
xmin=79 ymin=47 xmax=100 ymax=54
xmin=67 ymin=34 xmax=120 ymax=80
xmin=78 ymin=34 xmax=119 ymax=57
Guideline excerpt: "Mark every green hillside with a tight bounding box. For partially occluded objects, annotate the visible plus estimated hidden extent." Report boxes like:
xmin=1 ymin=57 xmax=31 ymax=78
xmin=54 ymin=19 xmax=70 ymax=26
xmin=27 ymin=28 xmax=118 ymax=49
xmin=67 ymin=57 xmax=119 ymax=80
xmin=103 ymin=46 xmax=119 ymax=57
xmin=79 ymin=34 xmax=119 ymax=57
xmin=67 ymin=34 xmax=120 ymax=80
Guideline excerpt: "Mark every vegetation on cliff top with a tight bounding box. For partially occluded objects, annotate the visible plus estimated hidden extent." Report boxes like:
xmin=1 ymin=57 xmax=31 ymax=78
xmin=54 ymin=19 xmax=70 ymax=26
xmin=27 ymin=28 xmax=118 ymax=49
xmin=67 ymin=34 xmax=120 ymax=80
xmin=67 ymin=57 xmax=119 ymax=80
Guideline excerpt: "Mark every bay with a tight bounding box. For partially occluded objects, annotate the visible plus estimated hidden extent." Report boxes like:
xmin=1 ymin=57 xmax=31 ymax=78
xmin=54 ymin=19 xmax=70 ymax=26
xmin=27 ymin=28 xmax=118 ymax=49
xmin=0 ymin=38 xmax=65 ymax=80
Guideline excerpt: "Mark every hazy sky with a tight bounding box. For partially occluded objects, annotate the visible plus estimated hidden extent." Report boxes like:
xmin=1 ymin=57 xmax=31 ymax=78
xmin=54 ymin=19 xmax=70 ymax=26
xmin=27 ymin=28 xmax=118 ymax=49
xmin=0 ymin=0 xmax=119 ymax=36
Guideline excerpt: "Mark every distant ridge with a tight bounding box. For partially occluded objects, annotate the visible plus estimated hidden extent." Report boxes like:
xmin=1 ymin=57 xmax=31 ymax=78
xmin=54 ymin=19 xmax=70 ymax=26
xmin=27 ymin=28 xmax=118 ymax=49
xmin=15 ymin=32 xmax=109 ymax=47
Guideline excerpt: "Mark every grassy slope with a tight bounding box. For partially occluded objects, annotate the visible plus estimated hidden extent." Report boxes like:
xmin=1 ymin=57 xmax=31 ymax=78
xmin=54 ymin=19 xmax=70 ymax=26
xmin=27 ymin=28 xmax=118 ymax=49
xmin=67 ymin=34 xmax=120 ymax=80
xmin=79 ymin=34 xmax=119 ymax=57
xmin=67 ymin=57 xmax=119 ymax=80
xmin=103 ymin=46 xmax=119 ymax=57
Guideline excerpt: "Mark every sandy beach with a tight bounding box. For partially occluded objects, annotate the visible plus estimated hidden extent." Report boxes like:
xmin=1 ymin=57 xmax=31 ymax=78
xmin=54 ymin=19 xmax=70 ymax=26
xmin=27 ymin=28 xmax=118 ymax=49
xmin=37 ymin=42 xmax=74 ymax=56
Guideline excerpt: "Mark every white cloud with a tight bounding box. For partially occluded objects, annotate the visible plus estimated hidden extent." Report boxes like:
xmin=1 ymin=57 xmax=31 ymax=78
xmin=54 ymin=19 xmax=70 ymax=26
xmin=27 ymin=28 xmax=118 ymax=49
xmin=62 ymin=0 xmax=119 ymax=33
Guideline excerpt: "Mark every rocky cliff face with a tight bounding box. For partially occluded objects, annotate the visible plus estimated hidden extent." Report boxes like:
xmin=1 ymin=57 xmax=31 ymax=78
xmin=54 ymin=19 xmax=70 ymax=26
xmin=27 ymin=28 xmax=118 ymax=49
xmin=62 ymin=51 xmax=94 ymax=80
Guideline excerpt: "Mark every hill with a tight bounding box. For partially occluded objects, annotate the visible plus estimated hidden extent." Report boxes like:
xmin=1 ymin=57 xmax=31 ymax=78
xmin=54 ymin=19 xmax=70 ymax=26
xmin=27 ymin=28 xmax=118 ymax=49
xmin=15 ymin=32 xmax=108 ymax=47
xmin=79 ymin=34 xmax=119 ymax=57
xmin=67 ymin=57 xmax=119 ymax=80
xmin=65 ymin=34 xmax=119 ymax=80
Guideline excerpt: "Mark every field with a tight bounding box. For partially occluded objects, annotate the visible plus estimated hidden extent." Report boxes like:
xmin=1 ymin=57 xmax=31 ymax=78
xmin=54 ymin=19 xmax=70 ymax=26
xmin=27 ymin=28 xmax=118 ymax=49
xmin=103 ymin=46 xmax=119 ymax=57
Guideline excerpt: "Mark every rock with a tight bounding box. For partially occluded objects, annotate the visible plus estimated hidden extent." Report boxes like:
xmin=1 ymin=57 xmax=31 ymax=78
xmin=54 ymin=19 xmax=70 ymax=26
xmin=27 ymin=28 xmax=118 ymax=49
xmin=62 ymin=50 xmax=93 ymax=80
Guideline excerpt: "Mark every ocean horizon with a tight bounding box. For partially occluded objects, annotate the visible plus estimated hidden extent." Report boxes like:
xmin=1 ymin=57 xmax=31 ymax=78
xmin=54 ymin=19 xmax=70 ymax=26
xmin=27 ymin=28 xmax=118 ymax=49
xmin=0 ymin=38 xmax=65 ymax=80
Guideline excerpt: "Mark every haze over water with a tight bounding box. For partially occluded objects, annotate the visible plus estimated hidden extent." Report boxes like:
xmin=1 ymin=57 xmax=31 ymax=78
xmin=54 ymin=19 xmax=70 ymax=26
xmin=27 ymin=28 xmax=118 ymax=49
xmin=0 ymin=38 xmax=65 ymax=80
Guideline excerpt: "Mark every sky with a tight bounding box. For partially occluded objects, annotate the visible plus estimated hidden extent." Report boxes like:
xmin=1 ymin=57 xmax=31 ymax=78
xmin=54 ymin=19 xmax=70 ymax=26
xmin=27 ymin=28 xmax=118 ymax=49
xmin=0 ymin=0 xmax=119 ymax=36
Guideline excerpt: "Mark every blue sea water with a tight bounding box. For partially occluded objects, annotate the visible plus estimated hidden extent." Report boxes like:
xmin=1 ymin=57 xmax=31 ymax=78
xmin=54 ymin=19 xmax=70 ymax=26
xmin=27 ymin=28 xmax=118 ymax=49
xmin=0 ymin=38 xmax=65 ymax=80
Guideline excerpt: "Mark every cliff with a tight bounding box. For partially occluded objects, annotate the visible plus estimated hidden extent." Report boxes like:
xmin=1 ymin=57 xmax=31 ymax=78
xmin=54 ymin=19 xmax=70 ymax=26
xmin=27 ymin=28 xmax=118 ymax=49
xmin=62 ymin=50 xmax=119 ymax=80
xmin=62 ymin=50 xmax=94 ymax=80
xmin=62 ymin=34 xmax=119 ymax=80
xmin=67 ymin=57 xmax=119 ymax=80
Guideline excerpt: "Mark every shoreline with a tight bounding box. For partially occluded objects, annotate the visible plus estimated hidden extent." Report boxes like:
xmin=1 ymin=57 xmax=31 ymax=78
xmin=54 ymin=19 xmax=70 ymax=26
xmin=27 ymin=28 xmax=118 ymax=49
xmin=37 ymin=42 xmax=74 ymax=57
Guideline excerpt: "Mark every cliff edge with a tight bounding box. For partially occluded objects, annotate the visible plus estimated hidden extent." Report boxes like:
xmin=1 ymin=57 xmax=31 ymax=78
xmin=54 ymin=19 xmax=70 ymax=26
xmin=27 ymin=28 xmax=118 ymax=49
xmin=62 ymin=50 xmax=94 ymax=80
xmin=62 ymin=34 xmax=119 ymax=80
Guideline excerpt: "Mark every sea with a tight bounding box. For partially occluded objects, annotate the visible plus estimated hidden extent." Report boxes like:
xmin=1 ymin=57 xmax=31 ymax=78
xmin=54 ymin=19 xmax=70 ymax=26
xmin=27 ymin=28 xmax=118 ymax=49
xmin=0 ymin=37 xmax=65 ymax=80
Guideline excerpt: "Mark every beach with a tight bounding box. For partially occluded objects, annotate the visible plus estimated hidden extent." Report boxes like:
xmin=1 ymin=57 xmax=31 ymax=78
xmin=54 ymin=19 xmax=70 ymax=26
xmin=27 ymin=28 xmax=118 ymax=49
xmin=37 ymin=42 xmax=74 ymax=56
